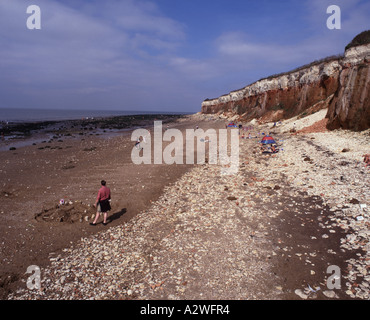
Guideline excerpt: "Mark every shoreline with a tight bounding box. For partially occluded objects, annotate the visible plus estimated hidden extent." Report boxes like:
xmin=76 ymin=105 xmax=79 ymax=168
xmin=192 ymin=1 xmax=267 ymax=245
xmin=0 ymin=113 xmax=189 ymax=151
xmin=0 ymin=108 xmax=192 ymax=124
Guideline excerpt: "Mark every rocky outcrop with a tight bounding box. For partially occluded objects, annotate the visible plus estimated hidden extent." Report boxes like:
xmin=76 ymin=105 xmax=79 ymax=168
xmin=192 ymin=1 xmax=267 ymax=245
xmin=201 ymin=33 xmax=370 ymax=131
xmin=326 ymin=44 xmax=370 ymax=131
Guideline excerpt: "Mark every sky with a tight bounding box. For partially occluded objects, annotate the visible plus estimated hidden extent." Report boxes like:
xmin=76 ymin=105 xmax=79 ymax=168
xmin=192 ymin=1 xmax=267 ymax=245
xmin=0 ymin=0 xmax=369 ymax=113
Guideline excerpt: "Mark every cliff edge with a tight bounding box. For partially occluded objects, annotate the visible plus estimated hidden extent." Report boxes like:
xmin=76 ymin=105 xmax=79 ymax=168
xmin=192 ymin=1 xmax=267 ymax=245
xmin=201 ymin=31 xmax=370 ymax=131
xmin=327 ymin=38 xmax=370 ymax=131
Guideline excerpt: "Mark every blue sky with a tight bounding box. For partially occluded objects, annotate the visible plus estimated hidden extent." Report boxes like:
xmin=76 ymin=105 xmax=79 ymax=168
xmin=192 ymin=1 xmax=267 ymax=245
xmin=0 ymin=0 xmax=369 ymax=113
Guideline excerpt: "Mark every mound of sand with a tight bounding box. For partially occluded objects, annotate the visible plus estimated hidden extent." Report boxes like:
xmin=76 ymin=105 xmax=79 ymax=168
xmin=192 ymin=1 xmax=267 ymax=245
xmin=35 ymin=202 xmax=96 ymax=224
xmin=277 ymin=108 xmax=328 ymax=132
xmin=296 ymin=118 xmax=328 ymax=134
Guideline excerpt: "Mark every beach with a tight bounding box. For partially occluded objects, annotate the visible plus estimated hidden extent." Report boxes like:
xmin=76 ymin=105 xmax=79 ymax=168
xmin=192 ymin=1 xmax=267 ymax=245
xmin=2 ymin=112 xmax=370 ymax=300
xmin=0 ymin=113 xmax=197 ymax=298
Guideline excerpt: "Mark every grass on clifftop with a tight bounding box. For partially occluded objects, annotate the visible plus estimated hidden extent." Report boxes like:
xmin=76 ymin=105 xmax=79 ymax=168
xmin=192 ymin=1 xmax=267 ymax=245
xmin=345 ymin=30 xmax=370 ymax=50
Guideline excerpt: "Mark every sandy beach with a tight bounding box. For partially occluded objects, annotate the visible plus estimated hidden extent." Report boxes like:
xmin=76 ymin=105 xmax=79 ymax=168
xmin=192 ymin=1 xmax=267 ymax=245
xmin=2 ymin=112 xmax=370 ymax=300
xmin=0 ymin=114 xmax=197 ymax=298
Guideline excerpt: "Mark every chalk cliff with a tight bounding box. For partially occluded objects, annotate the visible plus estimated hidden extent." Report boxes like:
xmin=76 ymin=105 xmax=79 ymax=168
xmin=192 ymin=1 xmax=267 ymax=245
xmin=326 ymin=44 xmax=370 ymax=131
xmin=201 ymin=31 xmax=370 ymax=131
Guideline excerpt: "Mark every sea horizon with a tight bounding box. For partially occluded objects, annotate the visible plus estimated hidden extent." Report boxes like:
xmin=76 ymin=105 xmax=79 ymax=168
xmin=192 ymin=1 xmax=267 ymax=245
xmin=0 ymin=107 xmax=193 ymax=123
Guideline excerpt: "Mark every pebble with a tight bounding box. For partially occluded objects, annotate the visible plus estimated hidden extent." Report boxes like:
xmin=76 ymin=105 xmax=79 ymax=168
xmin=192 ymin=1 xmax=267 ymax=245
xmin=323 ymin=290 xmax=338 ymax=299
xmin=295 ymin=289 xmax=308 ymax=299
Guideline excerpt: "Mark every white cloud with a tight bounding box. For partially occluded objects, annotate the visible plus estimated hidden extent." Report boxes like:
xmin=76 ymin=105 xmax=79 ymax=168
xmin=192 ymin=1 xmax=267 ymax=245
xmin=0 ymin=0 xmax=368 ymax=112
xmin=0 ymin=0 xmax=195 ymax=110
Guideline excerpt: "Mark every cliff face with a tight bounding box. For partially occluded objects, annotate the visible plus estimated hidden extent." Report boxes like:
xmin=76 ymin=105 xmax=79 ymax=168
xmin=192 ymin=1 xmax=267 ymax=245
xmin=201 ymin=59 xmax=342 ymax=122
xmin=326 ymin=44 xmax=370 ymax=131
xmin=201 ymin=42 xmax=370 ymax=131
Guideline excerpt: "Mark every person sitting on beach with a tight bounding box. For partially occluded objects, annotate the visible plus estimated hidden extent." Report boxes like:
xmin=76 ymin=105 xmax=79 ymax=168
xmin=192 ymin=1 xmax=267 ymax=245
xmin=363 ymin=154 xmax=370 ymax=167
xmin=271 ymin=145 xmax=278 ymax=153
xmin=90 ymin=180 xmax=111 ymax=226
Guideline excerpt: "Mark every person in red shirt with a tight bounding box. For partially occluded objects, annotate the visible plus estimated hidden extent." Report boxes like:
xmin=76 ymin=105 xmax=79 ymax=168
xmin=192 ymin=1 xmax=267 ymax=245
xmin=90 ymin=180 xmax=111 ymax=226
xmin=364 ymin=154 xmax=370 ymax=168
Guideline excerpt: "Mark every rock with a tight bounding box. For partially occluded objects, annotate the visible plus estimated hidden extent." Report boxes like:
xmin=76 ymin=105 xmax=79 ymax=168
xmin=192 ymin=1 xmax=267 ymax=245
xmin=227 ymin=196 xmax=237 ymax=201
xmin=275 ymin=286 xmax=283 ymax=291
xmin=295 ymin=289 xmax=308 ymax=299
xmin=323 ymin=290 xmax=338 ymax=299
xmin=349 ymin=198 xmax=360 ymax=204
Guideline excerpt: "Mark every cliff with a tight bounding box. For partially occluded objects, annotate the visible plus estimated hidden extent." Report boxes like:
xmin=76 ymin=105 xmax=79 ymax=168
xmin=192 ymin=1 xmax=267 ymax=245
xmin=201 ymin=32 xmax=370 ymax=131
xmin=326 ymin=44 xmax=370 ymax=131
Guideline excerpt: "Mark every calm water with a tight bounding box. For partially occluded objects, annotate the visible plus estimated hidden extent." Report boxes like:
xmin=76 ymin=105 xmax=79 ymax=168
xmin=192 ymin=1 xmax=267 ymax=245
xmin=0 ymin=108 xmax=187 ymax=123
xmin=0 ymin=108 xmax=191 ymax=151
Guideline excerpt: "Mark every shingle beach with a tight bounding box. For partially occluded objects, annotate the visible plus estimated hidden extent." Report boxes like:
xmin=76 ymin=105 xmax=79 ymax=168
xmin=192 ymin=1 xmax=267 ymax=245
xmin=6 ymin=111 xmax=369 ymax=300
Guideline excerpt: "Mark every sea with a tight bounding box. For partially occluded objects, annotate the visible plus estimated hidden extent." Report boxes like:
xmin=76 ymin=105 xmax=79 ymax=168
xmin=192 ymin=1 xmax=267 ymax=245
xmin=0 ymin=108 xmax=189 ymax=123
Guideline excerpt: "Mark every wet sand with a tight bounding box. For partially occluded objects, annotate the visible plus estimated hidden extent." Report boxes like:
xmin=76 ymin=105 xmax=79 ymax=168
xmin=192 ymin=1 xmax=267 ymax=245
xmin=0 ymin=114 xmax=204 ymax=298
